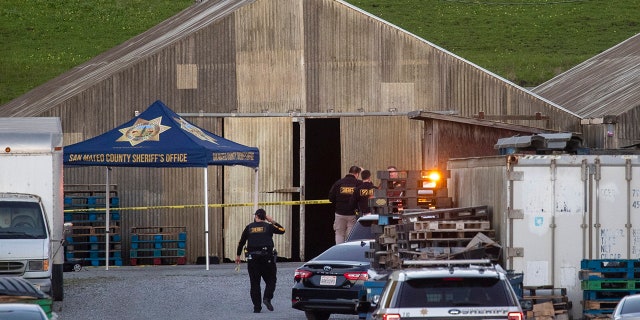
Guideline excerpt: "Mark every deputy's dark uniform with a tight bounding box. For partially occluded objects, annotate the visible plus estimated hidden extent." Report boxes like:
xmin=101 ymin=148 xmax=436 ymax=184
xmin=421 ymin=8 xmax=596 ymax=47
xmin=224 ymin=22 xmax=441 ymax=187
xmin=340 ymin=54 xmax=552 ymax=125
xmin=351 ymin=180 xmax=377 ymax=215
xmin=236 ymin=209 xmax=285 ymax=313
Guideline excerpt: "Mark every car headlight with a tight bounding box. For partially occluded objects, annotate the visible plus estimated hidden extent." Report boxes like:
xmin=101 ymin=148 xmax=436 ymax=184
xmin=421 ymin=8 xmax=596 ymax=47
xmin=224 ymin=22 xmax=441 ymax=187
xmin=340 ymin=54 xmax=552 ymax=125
xmin=28 ymin=259 xmax=49 ymax=271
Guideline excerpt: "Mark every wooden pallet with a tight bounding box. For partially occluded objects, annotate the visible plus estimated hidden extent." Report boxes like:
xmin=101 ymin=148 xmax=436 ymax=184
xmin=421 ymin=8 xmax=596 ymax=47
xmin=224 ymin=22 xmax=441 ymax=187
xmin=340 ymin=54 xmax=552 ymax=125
xmin=414 ymin=220 xmax=490 ymax=231
xmin=69 ymin=225 xmax=120 ymax=236
xmin=408 ymin=229 xmax=495 ymax=240
xmin=131 ymin=226 xmax=186 ymax=235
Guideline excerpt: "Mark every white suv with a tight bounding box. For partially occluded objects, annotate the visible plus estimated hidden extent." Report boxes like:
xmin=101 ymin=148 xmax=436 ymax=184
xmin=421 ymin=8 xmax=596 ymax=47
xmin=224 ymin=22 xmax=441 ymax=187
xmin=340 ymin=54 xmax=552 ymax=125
xmin=358 ymin=260 xmax=524 ymax=320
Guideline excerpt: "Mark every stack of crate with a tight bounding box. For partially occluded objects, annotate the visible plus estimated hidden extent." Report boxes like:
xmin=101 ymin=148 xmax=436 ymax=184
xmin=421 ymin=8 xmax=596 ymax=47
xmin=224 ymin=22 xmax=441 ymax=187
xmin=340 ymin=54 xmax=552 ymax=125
xmin=580 ymin=259 xmax=640 ymax=319
xmin=63 ymin=186 xmax=122 ymax=267
xmin=130 ymin=226 xmax=187 ymax=266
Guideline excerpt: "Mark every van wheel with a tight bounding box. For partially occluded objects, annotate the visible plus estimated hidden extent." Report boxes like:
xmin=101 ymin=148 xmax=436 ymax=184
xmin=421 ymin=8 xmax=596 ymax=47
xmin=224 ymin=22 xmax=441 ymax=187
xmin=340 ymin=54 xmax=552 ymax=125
xmin=304 ymin=311 xmax=330 ymax=320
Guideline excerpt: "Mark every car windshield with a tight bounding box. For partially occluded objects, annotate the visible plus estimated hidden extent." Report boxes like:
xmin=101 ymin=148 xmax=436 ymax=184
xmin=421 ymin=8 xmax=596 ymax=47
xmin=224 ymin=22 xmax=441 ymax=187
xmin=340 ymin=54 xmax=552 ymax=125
xmin=396 ymin=277 xmax=510 ymax=307
xmin=347 ymin=216 xmax=401 ymax=242
xmin=313 ymin=241 xmax=370 ymax=262
xmin=347 ymin=219 xmax=375 ymax=241
xmin=0 ymin=202 xmax=47 ymax=239
xmin=621 ymin=296 xmax=640 ymax=313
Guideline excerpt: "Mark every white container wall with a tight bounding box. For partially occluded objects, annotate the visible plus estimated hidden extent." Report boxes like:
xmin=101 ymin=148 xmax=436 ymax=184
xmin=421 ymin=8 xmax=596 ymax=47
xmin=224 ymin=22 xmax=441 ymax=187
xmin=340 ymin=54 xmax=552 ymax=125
xmin=448 ymin=154 xmax=640 ymax=318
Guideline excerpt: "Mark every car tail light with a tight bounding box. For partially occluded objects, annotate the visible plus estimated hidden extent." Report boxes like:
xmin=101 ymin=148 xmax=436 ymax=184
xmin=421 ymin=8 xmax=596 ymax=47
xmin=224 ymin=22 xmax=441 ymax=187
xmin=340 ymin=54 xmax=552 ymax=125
xmin=507 ymin=311 xmax=524 ymax=320
xmin=382 ymin=314 xmax=401 ymax=320
xmin=344 ymin=271 xmax=369 ymax=281
xmin=294 ymin=269 xmax=313 ymax=280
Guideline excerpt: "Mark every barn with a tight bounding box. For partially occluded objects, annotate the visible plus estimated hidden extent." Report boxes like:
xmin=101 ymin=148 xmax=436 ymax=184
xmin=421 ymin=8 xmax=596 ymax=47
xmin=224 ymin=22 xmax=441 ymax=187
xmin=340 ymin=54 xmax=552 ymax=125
xmin=0 ymin=0 xmax=585 ymax=263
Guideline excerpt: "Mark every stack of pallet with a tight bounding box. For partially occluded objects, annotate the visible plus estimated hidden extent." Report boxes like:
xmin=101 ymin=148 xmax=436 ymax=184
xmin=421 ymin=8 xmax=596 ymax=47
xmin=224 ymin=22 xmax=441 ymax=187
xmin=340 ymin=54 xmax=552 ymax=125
xmin=63 ymin=185 xmax=122 ymax=267
xmin=580 ymin=259 xmax=639 ymax=319
xmin=368 ymin=210 xmax=497 ymax=267
xmin=130 ymin=226 xmax=187 ymax=266
xmin=522 ymin=286 xmax=571 ymax=319
xmin=367 ymin=169 xmax=497 ymax=269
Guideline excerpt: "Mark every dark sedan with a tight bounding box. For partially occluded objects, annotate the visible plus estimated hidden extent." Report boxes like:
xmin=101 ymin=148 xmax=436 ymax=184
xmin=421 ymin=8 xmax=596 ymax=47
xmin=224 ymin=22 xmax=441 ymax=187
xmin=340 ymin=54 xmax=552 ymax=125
xmin=292 ymin=240 xmax=372 ymax=320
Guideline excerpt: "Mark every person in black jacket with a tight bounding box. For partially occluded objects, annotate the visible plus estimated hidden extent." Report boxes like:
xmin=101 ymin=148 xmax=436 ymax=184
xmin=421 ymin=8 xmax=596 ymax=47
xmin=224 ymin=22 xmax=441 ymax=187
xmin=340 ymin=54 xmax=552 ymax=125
xmin=328 ymin=165 xmax=362 ymax=244
xmin=350 ymin=169 xmax=377 ymax=215
xmin=235 ymin=208 xmax=286 ymax=313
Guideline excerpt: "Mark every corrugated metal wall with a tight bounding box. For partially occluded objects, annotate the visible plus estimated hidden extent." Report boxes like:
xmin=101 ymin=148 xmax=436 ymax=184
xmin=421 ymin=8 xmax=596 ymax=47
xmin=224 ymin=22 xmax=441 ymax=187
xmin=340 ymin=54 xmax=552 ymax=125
xmin=447 ymin=156 xmax=509 ymax=243
xmin=223 ymin=117 xmax=293 ymax=260
xmin=340 ymin=116 xmax=423 ymax=176
xmin=421 ymin=117 xmax=544 ymax=173
xmin=617 ymin=108 xmax=640 ymax=148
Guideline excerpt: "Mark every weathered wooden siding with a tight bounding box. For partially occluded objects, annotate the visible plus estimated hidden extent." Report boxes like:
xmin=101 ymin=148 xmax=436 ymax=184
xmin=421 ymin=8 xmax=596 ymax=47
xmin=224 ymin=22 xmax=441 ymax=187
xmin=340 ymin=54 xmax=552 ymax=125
xmin=424 ymin=119 xmax=544 ymax=172
xmin=446 ymin=156 xmax=509 ymax=243
xmin=340 ymin=116 xmax=423 ymax=178
xmin=616 ymin=108 xmax=640 ymax=148
xmin=223 ymin=117 xmax=293 ymax=260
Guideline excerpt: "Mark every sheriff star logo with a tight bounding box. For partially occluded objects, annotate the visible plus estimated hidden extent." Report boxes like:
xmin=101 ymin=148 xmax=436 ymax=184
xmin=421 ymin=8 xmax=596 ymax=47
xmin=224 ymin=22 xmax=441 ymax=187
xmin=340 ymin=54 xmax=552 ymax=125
xmin=174 ymin=117 xmax=218 ymax=144
xmin=116 ymin=117 xmax=170 ymax=146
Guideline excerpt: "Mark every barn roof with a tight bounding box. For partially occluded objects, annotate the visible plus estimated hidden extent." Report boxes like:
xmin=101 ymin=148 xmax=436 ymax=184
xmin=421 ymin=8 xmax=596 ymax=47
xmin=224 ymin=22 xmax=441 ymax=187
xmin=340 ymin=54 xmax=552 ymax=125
xmin=532 ymin=33 xmax=640 ymax=118
xmin=1 ymin=0 xmax=571 ymax=119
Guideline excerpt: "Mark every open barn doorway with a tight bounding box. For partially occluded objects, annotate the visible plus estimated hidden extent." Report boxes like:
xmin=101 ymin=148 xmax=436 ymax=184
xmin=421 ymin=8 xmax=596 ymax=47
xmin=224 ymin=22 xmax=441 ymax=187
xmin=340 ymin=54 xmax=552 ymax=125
xmin=303 ymin=118 xmax=341 ymax=260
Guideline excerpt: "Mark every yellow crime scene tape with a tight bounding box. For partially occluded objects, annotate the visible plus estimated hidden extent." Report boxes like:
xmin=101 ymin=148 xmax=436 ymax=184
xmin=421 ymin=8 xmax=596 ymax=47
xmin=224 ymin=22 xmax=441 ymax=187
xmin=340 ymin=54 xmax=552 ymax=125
xmin=63 ymin=199 xmax=331 ymax=213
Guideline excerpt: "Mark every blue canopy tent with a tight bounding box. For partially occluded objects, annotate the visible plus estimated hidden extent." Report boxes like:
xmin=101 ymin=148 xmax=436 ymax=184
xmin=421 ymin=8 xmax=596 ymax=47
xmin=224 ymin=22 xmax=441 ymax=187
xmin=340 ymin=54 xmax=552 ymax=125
xmin=64 ymin=100 xmax=260 ymax=270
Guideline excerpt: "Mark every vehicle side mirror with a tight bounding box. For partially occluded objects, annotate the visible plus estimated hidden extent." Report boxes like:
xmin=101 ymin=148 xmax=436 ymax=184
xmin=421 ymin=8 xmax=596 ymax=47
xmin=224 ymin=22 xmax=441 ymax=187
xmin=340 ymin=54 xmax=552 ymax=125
xmin=519 ymin=299 xmax=533 ymax=310
xmin=63 ymin=222 xmax=73 ymax=237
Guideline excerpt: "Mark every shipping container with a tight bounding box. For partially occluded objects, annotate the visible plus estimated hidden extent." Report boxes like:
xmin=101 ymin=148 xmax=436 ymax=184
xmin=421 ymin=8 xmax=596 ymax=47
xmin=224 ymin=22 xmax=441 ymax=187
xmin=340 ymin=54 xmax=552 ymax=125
xmin=447 ymin=154 xmax=640 ymax=318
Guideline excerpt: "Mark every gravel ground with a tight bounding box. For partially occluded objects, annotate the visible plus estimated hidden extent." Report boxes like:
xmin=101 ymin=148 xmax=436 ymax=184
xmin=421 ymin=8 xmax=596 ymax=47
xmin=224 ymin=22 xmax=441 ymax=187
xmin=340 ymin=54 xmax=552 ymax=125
xmin=54 ymin=262 xmax=360 ymax=320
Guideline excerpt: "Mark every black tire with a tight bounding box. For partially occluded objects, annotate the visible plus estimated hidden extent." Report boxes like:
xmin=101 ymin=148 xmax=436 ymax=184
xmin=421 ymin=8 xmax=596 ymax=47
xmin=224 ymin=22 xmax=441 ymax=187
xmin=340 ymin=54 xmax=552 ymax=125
xmin=51 ymin=264 xmax=64 ymax=301
xmin=304 ymin=311 xmax=330 ymax=320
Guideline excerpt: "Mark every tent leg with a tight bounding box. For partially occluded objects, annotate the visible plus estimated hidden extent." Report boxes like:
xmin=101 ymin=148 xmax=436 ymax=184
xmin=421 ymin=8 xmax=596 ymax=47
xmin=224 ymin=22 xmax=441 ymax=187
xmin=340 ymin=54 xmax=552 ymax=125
xmin=205 ymin=167 xmax=209 ymax=271
xmin=105 ymin=167 xmax=111 ymax=271
xmin=253 ymin=168 xmax=259 ymax=212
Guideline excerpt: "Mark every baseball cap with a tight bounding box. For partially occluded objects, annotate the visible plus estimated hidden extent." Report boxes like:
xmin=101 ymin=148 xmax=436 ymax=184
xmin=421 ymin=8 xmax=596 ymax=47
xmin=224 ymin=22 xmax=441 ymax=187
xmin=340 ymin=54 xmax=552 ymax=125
xmin=254 ymin=209 xmax=266 ymax=220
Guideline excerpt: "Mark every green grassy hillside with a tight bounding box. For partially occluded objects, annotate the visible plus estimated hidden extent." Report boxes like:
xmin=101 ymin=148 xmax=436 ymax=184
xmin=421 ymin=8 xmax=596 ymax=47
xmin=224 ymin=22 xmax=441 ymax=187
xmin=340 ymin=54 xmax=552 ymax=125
xmin=1 ymin=0 xmax=639 ymax=105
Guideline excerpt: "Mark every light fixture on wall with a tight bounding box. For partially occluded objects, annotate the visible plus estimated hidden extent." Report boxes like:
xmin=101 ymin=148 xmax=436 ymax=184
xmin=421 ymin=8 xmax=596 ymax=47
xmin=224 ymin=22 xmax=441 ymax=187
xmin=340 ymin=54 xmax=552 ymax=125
xmin=388 ymin=108 xmax=397 ymax=113
xmin=134 ymin=110 xmax=140 ymax=117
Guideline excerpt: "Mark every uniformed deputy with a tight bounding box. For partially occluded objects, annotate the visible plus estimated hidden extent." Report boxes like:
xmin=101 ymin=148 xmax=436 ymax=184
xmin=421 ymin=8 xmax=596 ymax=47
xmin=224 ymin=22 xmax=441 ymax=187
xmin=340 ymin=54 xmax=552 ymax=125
xmin=235 ymin=208 xmax=285 ymax=313
xmin=328 ymin=165 xmax=362 ymax=244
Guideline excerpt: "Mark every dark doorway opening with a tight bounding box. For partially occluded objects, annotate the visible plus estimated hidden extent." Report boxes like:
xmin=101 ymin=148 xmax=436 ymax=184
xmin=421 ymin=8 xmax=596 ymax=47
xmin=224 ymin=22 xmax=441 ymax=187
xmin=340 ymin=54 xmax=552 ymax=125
xmin=291 ymin=121 xmax=300 ymax=261
xmin=304 ymin=118 xmax=341 ymax=260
